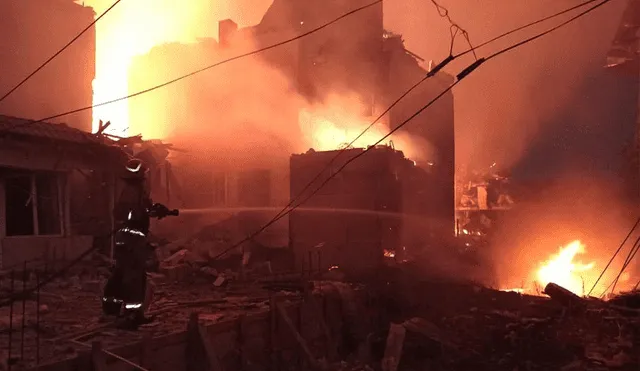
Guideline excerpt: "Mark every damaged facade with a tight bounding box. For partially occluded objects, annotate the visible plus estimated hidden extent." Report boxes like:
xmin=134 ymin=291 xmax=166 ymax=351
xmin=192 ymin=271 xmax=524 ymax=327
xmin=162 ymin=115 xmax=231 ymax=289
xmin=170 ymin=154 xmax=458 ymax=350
xmin=290 ymin=146 xmax=446 ymax=274
xmin=128 ymin=0 xmax=455 ymax=252
xmin=0 ymin=0 xmax=96 ymax=132
xmin=0 ymin=116 xmax=125 ymax=269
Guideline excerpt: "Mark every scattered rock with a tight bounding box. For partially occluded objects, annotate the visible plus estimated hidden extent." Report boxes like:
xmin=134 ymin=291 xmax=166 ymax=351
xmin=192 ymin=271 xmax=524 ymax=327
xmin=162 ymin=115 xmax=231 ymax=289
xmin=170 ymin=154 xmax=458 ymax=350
xmin=213 ymin=275 xmax=227 ymax=287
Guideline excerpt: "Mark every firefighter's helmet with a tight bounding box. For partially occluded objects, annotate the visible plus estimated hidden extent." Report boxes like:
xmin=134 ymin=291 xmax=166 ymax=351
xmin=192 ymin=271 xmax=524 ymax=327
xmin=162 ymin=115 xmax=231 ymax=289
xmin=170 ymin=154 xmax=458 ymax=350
xmin=123 ymin=158 xmax=147 ymax=178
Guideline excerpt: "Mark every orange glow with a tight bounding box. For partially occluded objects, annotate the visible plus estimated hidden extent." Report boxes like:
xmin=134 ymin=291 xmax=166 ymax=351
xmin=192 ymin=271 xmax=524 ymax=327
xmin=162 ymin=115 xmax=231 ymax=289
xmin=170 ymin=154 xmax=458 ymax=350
xmin=82 ymin=0 xmax=267 ymax=137
xmin=535 ymin=240 xmax=595 ymax=296
xmin=501 ymin=239 xmax=636 ymax=298
xmin=298 ymin=95 xmax=426 ymax=162
xmin=383 ymin=249 xmax=396 ymax=258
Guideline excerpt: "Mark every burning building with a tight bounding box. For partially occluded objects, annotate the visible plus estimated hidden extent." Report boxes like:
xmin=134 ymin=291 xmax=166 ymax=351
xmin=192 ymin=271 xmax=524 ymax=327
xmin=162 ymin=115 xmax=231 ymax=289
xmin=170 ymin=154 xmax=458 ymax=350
xmin=0 ymin=0 xmax=96 ymax=132
xmin=127 ymin=0 xmax=454 ymax=228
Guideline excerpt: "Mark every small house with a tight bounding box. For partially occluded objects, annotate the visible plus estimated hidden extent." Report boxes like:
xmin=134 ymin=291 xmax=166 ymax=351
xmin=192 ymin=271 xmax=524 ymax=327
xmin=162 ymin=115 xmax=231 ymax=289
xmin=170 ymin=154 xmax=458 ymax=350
xmin=0 ymin=115 xmax=125 ymax=269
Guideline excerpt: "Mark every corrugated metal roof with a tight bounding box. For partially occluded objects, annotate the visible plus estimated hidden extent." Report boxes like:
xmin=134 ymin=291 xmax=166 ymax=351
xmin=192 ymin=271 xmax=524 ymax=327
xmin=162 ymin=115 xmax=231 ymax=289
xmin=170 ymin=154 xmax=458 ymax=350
xmin=0 ymin=115 xmax=103 ymax=145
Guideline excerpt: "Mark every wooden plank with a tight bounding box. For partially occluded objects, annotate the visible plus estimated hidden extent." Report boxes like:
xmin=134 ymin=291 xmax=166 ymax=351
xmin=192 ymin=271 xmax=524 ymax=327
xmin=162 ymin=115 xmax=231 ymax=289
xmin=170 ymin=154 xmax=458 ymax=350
xmin=307 ymin=293 xmax=338 ymax=361
xmin=91 ymin=341 xmax=108 ymax=371
xmin=269 ymin=296 xmax=278 ymax=371
xmin=276 ymin=303 xmax=321 ymax=371
xmin=381 ymin=323 xmax=406 ymax=371
xmin=197 ymin=321 xmax=225 ymax=371
xmin=187 ymin=312 xmax=225 ymax=371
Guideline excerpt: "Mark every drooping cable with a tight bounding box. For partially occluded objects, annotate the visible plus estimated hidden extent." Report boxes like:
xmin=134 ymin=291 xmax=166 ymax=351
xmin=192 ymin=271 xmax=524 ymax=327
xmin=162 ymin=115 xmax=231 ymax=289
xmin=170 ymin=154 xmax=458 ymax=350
xmin=0 ymin=0 xmax=123 ymax=104
xmin=209 ymin=0 xmax=615 ymax=262
xmin=588 ymin=215 xmax=640 ymax=296
xmin=0 ymin=0 xmax=382 ymax=133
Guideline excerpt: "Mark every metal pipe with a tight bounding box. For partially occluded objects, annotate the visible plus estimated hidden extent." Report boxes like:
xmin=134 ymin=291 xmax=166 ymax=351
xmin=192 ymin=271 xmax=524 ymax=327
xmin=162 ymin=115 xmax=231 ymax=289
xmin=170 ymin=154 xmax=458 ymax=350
xmin=20 ymin=263 xmax=26 ymax=360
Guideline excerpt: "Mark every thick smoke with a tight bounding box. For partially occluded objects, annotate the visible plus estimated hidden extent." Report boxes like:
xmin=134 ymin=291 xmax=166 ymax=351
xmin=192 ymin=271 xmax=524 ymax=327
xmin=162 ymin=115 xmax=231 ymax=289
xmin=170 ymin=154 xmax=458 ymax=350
xmin=386 ymin=0 xmax=637 ymax=290
xmin=384 ymin=0 xmax=628 ymax=172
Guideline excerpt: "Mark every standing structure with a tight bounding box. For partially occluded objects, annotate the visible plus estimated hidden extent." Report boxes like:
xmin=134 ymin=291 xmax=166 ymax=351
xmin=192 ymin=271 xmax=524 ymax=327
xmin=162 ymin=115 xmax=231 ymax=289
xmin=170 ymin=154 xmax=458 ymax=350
xmin=0 ymin=115 xmax=124 ymax=269
xmin=0 ymin=0 xmax=96 ymax=132
xmin=289 ymin=146 xmax=444 ymax=274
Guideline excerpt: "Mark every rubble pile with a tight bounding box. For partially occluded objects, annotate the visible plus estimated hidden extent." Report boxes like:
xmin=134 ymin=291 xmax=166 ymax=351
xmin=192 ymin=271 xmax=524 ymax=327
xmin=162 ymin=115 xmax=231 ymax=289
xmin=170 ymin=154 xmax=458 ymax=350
xmin=375 ymin=278 xmax=640 ymax=371
xmin=0 ymin=268 xmax=301 ymax=369
xmin=154 ymin=217 xmax=292 ymax=283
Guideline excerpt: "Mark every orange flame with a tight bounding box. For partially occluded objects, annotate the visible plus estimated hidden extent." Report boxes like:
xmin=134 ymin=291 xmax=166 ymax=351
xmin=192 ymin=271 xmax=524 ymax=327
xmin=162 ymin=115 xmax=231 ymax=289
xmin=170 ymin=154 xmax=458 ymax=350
xmin=535 ymin=240 xmax=595 ymax=296
xmin=298 ymin=102 xmax=425 ymax=163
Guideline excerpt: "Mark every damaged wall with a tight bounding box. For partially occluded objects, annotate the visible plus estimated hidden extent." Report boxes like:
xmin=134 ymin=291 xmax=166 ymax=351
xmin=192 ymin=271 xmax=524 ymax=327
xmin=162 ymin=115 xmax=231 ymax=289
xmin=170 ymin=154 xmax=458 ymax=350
xmin=0 ymin=0 xmax=96 ymax=132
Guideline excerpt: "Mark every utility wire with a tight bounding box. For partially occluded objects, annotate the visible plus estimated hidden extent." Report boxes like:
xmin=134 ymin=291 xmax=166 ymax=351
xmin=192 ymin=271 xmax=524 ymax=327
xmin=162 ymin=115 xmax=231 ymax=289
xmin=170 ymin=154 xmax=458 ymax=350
xmin=0 ymin=0 xmax=601 ymax=133
xmin=210 ymin=0 xmax=615 ymax=262
xmin=455 ymin=0 xmax=603 ymax=59
xmin=430 ymin=0 xmax=478 ymax=60
xmin=269 ymin=3 xmax=468 ymax=224
xmin=0 ymin=0 xmax=617 ymax=306
xmin=0 ymin=0 xmax=382 ymax=133
xmin=588 ymin=216 xmax=640 ymax=296
xmin=0 ymin=0 xmax=123 ymax=104
xmin=605 ymin=236 xmax=640 ymax=296
xmin=268 ymin=0 xmax=598 ymax=224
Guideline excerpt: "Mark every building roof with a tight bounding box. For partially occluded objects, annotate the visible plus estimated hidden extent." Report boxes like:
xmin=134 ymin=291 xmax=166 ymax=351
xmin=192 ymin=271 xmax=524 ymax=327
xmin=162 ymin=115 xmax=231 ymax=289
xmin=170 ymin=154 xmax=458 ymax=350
xmin=0 ymin=115 xmax=104 ymax=146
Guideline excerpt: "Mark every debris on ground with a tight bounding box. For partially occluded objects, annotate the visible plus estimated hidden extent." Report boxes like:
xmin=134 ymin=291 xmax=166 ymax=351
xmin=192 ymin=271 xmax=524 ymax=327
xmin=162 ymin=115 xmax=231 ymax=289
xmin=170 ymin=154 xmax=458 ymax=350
xmin=373 ymin=277 xmax=640 ymax=371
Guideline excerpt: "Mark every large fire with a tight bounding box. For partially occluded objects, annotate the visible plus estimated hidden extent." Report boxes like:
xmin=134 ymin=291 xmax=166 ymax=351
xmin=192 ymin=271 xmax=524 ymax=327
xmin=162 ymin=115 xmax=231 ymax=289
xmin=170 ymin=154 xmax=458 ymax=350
xmin=298 ymin=104 xmax=425 ymax=163
xmin=82 ymin=0 xmax=267 ymax=137
xmin=535 ymin=240 xmax=595 ymax=296
xmin=507 ymin=240 xmax=633 ymax=297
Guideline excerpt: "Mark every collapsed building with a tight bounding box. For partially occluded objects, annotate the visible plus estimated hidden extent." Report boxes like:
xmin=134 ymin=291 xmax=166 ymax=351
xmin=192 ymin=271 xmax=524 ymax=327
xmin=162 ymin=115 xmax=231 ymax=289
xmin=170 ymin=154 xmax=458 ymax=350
xmin=127 ymin=0 xmax=455 ymax=254
xmin=455 ymin=166 xmax=514 ymax=238
xmin=0 ymin=0 xmax=96 ymax=132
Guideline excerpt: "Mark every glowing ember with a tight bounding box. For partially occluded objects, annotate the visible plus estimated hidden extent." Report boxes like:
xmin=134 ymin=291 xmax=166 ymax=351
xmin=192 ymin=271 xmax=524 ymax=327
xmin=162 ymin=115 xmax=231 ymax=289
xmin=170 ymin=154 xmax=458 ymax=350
xmin=535 ymin=240 xmax=595 ymax=296
xmin=383 ymin=249 xmax=396 ymax=258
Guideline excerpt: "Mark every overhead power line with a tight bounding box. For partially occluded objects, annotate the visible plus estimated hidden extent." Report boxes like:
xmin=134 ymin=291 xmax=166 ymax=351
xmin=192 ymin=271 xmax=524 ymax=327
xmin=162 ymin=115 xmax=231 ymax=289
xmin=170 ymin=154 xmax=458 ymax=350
xmin=0 ymin=0 xmax=617 ymax=306
xmin=270 ymin=3 xmax=471 ymax=224
xmin=209 ymin=0 xmax=616 ymax=262
xmin=0 ymin=0 xmax=123 ymax=104
xmin=0 ymin=0 xmax=383 ymax=133
xmin=455 ymin=0 xmax=603 ymax=59
xmin=429 ymin=0 xmax=478 ymax=60
xmin=588 ymin=216 xmax=640 ymax=296
xmin=0 ymin=0 xmax=603 ymax=133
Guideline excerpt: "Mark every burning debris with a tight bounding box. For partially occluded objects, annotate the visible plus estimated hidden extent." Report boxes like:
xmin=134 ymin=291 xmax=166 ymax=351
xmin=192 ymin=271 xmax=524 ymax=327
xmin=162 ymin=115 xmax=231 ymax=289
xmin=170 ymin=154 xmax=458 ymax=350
xmin=501 ymin=240 xmax=637 ymax=298
xmin=456 ymin=164 xmax=515 ymax=211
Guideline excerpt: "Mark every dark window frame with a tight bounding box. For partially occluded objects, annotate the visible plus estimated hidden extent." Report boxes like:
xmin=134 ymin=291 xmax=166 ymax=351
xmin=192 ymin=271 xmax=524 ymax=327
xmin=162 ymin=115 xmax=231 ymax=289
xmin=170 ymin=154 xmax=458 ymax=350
xmin=3 ymin=170 xmax=64 ymax=237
